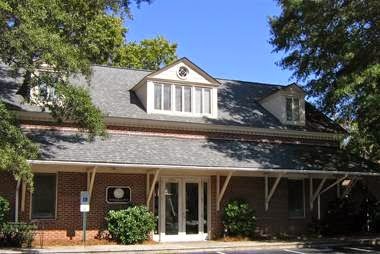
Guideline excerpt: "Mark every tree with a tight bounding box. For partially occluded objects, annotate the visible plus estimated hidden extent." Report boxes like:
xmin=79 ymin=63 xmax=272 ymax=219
xmin=0 ymin=0 xmax=177 ymax=186
xmin=113 ymin=36 xmax=177 ymax=70
xmin=269 ymin=0 xmax=380 ymax=161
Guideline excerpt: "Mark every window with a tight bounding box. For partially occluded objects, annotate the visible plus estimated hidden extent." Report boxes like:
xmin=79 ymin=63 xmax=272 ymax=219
xmin=184 ymin=86 xmax=192 ymax=112
xmin=204 ymin=88 xmax=211 ymax=114
xmin=195 ymin=88 xmax=202 ymax=113
xmin=163 ymin=85 xmax=171 ymax=110
xmin=288 ymin=179 xmax=305 ymax=218
xmin=154 ymin=83 xmax=171 ymax=111
xmin=175 ymin=86 xmax=182 ymax=111
xmin=153 ymin=82 xmax=213 ymax=116
xmin=286 ymin=97 xmax=300 ymax=121
xmin=154 ymin=84 xmax=162 ymax=110
xmin=31 ymin=174 xmax=56 ymax=219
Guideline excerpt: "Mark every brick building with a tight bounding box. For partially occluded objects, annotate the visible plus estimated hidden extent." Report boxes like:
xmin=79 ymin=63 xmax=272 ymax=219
xmin=1 ymin=58 xmax=379 ymax=242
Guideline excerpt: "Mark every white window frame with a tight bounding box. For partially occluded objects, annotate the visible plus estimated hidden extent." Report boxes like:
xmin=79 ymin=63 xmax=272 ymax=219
xmin=287 ymin=178 xmax=306 ymax=219
xmin=152 ymin=81 xmax=214 ymax=118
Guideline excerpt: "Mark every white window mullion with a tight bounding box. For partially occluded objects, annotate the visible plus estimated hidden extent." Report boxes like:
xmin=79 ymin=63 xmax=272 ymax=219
xmin=182 ymin=86 xmax=184 ymax=112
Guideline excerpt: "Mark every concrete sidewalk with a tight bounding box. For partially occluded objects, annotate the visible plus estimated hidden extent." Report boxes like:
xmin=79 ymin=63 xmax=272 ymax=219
xmin=1 ymin=237 xmax=380 ymax=254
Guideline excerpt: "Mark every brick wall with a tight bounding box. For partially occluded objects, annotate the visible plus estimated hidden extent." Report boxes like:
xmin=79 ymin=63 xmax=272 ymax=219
xmin=0 ymin=172 xmax=146 ymax=242
xmin=210 ymin=176 xmax=338 ymax=239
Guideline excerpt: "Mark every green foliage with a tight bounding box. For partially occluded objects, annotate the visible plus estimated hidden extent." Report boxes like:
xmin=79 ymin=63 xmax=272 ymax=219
xmin=51 ymin=84 xmax=106 ymax=140
xmin=0 ymin=222 xmax=36 ymax=248
xmin=114 ymin=36 xmax=177 ymax=70
xmin=270 ymin=0 xmax=380 ymax=161
xmin=0 ymin=0 xmax=177 ymax=185
xmin=223 ymin=199 xmax=256 ymax=238
xmin=0 ymin=196 xmax=10 ymax=226
xmin=0 ymin=102 xmax=37 ymax=188
xmin=106 ymin=206 xmax=155 ymax=244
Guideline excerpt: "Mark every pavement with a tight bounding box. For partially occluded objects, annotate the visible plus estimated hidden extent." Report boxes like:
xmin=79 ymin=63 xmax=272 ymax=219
xmin=1 ymin=237 xmax=380 ymax=254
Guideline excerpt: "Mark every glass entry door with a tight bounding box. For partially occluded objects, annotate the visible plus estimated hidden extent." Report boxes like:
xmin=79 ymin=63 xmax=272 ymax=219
xmin=157 ymin=177 xmax=209 ymax=242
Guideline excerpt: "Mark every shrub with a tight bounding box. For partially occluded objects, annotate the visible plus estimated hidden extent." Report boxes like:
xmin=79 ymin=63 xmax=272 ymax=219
xmin=223 ymin=199 xmax=256 ymax=238
xmin=0 ymin=222 xmax=36 ymax=248
xmin=0 ymin=196 xmax=10 ymax=226
xmin=106 ymin=205 xmax=155 ymax=244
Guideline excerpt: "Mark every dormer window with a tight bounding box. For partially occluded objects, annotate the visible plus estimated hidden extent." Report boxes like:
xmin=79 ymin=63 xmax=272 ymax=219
xmin=132 ymin=58 xmax=220 ymax=119
xmin=286 ymin=97 xmax=300 ymax=122
xmin=153 ymin=82 xmax=213 ymax=116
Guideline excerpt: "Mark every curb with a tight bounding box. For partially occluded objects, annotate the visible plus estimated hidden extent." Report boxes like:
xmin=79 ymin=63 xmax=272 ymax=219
xmin=2 ymin=238 xmax=380 ymax=254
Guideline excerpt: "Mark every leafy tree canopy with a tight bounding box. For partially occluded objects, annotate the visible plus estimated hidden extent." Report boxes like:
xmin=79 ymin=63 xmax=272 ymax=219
xmin=0 ymin=0 xmax=177 ymax=186
xmin=114 ymin=36 xmax=177 ymax=70
xmin=270 ymin=0 xmax=380 ymax=161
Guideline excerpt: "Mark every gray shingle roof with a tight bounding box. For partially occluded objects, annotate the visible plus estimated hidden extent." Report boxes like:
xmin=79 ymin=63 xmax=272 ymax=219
xmin=0 ymin=64 xmax=343 ymax=133
xmin=27 ymin=130 xmax=379 ymax=173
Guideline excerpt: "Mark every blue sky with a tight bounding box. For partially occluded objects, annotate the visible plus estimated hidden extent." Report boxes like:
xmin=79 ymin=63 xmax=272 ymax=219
xmin=126 ymin=0 xmax=293 ymax=85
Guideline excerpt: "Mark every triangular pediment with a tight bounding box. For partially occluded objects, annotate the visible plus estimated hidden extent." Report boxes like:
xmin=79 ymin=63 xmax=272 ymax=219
xmin=146 ymin=57 xmax=220 ymax=86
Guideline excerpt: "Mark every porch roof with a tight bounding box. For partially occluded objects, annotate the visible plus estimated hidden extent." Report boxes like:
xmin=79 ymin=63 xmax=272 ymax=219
xmin=27 ymin=130 xmax=380 ymax=175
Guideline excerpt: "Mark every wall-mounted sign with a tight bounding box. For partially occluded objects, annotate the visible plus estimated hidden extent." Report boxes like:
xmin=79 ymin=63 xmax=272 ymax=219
xmin=106 ymin=186 xmax=131 ymax=204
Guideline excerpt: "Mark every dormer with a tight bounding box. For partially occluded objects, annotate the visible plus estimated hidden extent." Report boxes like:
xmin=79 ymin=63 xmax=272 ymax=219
xmin=259 ymin=84 xmax=306 ymax=126
xmin=132 ymin=58 xmax=220 ymax=118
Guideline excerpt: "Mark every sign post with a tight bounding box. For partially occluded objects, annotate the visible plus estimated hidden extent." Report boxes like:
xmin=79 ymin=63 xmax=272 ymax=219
xmin=80 ymin=191 xmax=90 ymax=246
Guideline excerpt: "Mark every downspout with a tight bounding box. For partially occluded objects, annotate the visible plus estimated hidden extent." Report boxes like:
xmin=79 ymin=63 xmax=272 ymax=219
xmin=15 ymin=179 xmax=21 ymax=222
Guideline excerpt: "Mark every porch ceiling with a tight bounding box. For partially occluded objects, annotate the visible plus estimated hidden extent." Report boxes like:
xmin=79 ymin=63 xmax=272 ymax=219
xmin=26 ymin=130 xmax=380 ymax=176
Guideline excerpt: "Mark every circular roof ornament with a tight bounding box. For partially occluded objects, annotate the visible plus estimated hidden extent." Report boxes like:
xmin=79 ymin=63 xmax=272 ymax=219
xmin=177 ymin=66 xmax=189 ymax=79
xmin=113 ymin=188 xmax=125 ymax=199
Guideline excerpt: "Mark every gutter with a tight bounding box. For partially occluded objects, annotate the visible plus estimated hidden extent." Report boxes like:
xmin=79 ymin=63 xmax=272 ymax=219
xmin=15 ymin=111 xmax=344 ymax=141
xmin=28 ymin=160 xmax=380 ymax=177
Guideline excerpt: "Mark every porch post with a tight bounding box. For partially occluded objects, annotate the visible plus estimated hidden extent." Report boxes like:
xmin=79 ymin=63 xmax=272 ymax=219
xmin=21 ymin=181 xmax=26 ymax=212
xmin=15 ymin=179 xmax=21 ymax=222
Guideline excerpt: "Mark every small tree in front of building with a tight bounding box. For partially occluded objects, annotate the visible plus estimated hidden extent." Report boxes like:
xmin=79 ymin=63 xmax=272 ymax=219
xmin=223 ymin=199 xmax=256 ymax=238
xmin=106 ymin=205 xmax=155 ymax=245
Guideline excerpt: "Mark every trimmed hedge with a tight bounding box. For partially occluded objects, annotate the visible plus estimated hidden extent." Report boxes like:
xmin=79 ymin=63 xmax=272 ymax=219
xmin=106 ymin=205 xmax=155 ymax=244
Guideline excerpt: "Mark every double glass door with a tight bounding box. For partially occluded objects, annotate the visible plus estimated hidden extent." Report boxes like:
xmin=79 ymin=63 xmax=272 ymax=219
xmin=155 ymin=177 xmax=210 ymax=241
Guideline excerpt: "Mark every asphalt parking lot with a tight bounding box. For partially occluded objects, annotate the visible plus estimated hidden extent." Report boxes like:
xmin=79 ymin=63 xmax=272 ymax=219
xmin=196 ymin=245 xmax=380 ymax=253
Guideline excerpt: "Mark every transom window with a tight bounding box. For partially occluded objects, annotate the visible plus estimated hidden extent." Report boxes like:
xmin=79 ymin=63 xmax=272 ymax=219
xmin=286 ymin=97 xmax=300 ymax=122
xmin=154 ymin=83 xmax=212 ymax=116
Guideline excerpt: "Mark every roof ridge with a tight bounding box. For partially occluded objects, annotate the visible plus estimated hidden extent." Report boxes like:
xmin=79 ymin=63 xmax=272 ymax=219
xmin=92 ymin=64 xmax=153 ymax=73
xmin=217 ymin=77 xmax=286 ymax=87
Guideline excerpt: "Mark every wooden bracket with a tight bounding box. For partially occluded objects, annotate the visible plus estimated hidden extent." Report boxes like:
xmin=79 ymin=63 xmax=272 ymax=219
xmin=88 ymin=166 xmax=97 ymax=203
xmin=309 ymin=177 xmax=327 ymax=211
xmin=216 ymin=172 xmax=233 ymax=211
xmin=265 ymin=174 xmax=283 ymax=211
xmin=146 ymin=169 xmax=160 ymax=209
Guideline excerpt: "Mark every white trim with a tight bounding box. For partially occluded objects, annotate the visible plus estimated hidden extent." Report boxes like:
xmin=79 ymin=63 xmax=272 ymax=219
xmin=28 ymin=160 xmax=380 ymax=176
xmin=105 ymin=186 xmax=132 ymax=204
